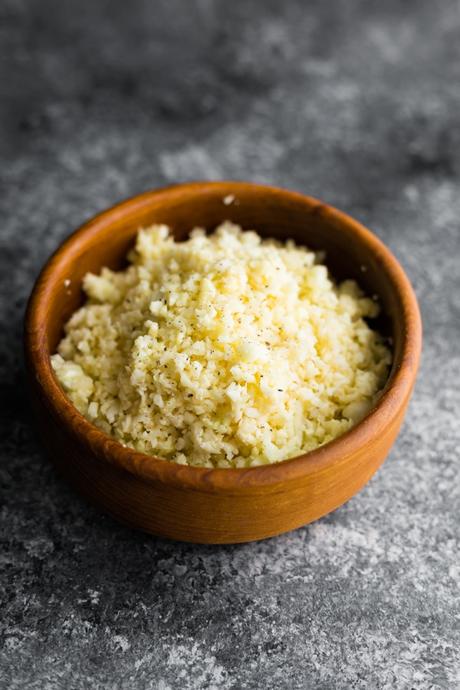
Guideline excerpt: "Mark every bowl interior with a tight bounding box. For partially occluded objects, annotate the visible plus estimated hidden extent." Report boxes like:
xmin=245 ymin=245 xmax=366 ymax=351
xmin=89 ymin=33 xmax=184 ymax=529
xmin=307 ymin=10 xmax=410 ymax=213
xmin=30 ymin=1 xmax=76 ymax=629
xmin=43 ymin=184 xmax=402 ymax=382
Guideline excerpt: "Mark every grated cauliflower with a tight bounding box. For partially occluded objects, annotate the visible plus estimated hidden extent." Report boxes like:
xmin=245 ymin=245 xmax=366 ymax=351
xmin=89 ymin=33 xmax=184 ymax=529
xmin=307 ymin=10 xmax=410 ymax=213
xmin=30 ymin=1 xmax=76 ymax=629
xmin=51 ymin=222 xmax=391 ymax=468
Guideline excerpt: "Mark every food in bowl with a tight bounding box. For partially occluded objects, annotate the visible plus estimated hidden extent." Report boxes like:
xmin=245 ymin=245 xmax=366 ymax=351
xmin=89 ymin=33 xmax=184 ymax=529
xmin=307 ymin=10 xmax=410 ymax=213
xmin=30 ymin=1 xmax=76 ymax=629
xmin=51 ymin=222 xmax=391 ymax=468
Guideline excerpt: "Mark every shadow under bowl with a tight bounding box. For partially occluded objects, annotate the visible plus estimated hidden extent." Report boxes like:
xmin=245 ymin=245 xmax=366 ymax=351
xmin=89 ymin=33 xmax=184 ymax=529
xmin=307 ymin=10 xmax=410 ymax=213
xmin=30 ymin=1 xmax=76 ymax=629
xmin=24 ymin=181 xmax=422 ymax=543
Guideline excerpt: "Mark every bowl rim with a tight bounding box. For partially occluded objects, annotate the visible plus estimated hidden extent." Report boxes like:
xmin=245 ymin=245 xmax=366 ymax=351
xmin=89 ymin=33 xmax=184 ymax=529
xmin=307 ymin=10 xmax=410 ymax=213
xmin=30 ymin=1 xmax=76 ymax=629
xmin=24 ymin=181 xmax=422 ymax=494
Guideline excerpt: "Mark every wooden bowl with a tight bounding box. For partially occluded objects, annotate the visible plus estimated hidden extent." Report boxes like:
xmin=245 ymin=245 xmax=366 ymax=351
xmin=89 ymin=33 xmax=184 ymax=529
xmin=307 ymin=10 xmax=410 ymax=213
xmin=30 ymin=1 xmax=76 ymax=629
xmin=24 ymin=182 xmax=421 ymax=544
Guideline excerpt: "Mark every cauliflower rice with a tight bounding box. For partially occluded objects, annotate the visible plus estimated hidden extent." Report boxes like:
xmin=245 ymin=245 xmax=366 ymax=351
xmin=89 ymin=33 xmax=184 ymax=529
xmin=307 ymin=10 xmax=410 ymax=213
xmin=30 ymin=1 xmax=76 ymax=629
xmin=52 ymin=222 xmax=391 ymax=468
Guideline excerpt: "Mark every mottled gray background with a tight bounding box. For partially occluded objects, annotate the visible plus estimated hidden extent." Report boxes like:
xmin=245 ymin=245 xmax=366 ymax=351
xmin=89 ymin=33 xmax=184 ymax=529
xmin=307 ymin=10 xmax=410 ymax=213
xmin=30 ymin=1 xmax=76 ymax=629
xmin=1 ymin=0 xmax=459 ymax=688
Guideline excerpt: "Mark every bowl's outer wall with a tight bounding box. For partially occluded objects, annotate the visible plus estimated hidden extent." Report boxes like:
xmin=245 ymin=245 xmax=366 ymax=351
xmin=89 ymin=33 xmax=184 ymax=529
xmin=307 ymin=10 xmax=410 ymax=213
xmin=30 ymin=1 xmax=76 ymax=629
xmin=29 ymin=382 xmax=410 ymax=543
xmin=25 ymin=182 xmax=421 ymax=543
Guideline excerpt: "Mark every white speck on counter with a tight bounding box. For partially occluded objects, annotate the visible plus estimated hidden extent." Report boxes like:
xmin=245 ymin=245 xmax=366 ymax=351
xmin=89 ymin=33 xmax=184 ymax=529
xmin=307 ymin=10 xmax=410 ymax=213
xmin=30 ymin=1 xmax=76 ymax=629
xmin=113 ymin=635 xmax=130 ymax=652
xmin=88 ymin=589 xmax=100 ymax=605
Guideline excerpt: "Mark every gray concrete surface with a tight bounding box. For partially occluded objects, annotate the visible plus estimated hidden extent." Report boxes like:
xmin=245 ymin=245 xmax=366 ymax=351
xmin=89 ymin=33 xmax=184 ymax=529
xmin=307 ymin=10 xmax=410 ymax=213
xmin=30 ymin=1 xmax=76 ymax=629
xmin=1 ymin=0 xmax=459 ymax=688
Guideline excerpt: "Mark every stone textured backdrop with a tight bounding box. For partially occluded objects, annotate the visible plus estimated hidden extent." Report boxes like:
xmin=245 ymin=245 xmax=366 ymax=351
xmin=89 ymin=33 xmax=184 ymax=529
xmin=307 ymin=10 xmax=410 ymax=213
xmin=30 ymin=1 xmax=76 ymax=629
xmin=1 ymin=0 xmax=459 ymax=688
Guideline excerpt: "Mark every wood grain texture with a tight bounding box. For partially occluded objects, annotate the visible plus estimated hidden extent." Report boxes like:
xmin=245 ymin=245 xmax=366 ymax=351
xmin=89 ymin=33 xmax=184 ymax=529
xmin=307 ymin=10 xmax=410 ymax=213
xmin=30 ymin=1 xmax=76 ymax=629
xmin=24 ymin=182 xmax=422 ymax=543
